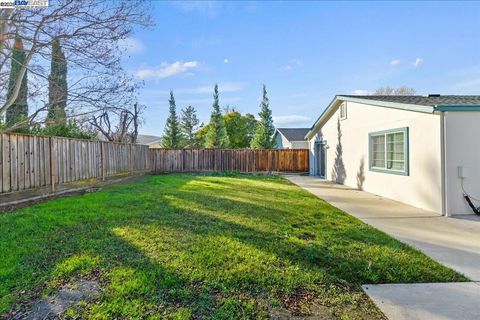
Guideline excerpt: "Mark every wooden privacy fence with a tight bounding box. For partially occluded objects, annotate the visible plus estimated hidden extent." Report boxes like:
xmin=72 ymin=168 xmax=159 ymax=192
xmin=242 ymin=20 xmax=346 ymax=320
xmin=0 ymin=132 xmax=309 ymax=195
xmin=0 ymin=133 xmax=149 ymax=194
xmin=150 ymin=148 xmax=309 ymax=173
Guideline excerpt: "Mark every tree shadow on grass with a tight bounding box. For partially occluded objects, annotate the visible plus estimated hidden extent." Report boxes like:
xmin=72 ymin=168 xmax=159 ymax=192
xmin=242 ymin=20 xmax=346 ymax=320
xmin=0 ymin=174 xmax=464 ymax=319
xmin=153 ymin=188 xmax=463 ymax=285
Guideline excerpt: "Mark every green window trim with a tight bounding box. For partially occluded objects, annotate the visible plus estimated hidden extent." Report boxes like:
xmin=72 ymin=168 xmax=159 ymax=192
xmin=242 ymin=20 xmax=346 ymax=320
xmin=368 ymin=127 xmax=409 ymax=176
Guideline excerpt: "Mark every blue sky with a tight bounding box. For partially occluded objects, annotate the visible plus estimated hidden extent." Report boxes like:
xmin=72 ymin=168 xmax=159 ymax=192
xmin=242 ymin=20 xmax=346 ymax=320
xmin=121 ymin=1 xmax=480 ymax=136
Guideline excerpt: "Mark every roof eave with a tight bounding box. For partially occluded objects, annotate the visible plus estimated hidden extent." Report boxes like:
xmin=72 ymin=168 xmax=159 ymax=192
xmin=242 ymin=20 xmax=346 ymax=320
xmin=305 ymin=96 xmax=340 ymax=140
xmin=434 ymin=105 xmax=480 ymax=111
xmin=337 ymin=96 xmax=434 ymax=113
xmin=274 ymin=129 xmax=289 ymax=142
xmin=305 ymin=95 xmax=435 ymax=140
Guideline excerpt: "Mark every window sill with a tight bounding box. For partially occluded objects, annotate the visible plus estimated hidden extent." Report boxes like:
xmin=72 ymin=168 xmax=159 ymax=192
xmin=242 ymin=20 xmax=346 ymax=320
xmin=369 ymin=167 xmax=409 ymax=176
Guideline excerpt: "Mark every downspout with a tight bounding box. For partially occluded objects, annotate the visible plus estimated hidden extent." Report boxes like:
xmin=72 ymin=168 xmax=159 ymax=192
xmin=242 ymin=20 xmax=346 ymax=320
xmin=440 ymin=111 xmax=449 ymax=217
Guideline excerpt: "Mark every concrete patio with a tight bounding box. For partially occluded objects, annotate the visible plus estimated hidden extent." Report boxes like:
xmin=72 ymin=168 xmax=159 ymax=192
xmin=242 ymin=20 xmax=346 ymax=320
xmin=284 ymin=174 xmax=480 ymax=320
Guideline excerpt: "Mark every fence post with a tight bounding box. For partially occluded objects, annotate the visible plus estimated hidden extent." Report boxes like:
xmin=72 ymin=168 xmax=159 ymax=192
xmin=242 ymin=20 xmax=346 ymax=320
xmin=130 ymin=144 xmax=133 ymax=175
xmin=100 ymin=141 xmax=105 ymax=181
xmin=147 ymin=147 xmax=150 ymax=173
xmin=182 ymin=149 xmax=185 ymax=172
xmin=267 ymin=150 xmax=270 ymax=173
xmin=49 ymin=137 xmax=55 ymax=193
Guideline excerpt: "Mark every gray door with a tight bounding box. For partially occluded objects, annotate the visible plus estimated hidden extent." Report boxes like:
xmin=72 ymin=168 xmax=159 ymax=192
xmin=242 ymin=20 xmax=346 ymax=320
xmin=315 ymin=142 xmax=326 ymax=178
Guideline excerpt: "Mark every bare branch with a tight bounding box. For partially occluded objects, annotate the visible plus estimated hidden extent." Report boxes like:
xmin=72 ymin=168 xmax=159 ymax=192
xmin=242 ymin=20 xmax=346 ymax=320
xmin=0 ymin=0 xmax=152 ymax=132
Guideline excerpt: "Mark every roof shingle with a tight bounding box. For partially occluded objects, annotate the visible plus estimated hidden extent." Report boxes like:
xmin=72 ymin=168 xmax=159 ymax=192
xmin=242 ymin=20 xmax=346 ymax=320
xmin=339 ymin=95 xmax=480 ymax=107
xmin=276 ymin=128 xmax=309 ymax=141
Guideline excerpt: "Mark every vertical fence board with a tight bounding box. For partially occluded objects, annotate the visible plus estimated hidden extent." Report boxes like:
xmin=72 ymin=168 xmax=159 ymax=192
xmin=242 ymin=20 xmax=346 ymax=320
xmin=10 ymin=135 xmax=18 ymax=191
xmin=2 ymin=134 xmax=10 ymax=192
xmin=148 ymin=148 xmax=309 ymax=174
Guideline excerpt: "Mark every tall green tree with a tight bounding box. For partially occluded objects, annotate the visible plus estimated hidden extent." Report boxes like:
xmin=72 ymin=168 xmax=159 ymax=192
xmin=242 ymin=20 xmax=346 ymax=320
xmin=195 ymin=123 xmax=208 ymax=147
xmin=47 ymin=38 xmax=68 ymax=125
xmin=5 ymin=36 xmax=28 ymax=126
xmin=180 ymin=105 xmax=199 ymax=148
xmin=224 ymin=111 xmax=257 ymax=148
xmin=162 ymin=91 xmax=182 ymax=148
xmin=250 ymin=85 xmax=275 ymax=149
xmin=205 ymin=84 xmax=229 ymax=148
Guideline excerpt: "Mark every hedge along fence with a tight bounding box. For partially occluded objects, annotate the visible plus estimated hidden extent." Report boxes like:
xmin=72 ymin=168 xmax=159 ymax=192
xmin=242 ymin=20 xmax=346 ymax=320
xmin=0 ymin=133 xmax=149 ymax=194
xmin=150 ymin=148 xmax=309 ymax=173
xmin=0 ymin=133 xmax=309 ymax=195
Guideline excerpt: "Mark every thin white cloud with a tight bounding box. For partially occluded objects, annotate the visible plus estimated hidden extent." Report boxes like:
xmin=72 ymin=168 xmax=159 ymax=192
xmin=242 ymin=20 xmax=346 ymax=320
xmin=283 ymin=58 xmax=303 ymax=71
xmin=177 ymin=97 xmax=241 ymax=105
xmin=391 ymin=59 xmax=401 ymax=66
xmin=413 ymin=58 xmax=423 ymax=67
xmin=224 ymin=58 xmax=229 ymax=64
xmin=139 ymin=83 xmax=243 ymax=99
xmin=352 ymin=89 xmax=371 ymax=95
xmin=291 ymin=58 xmax=303 ymax=66
xmin=119 ymin=37 xmax=145 ymax=54
xmin=453 ymin=78 xmax=480 ymax=88
xmin=175 ymin=83 xmax=244 ymax=94
xmin=135 ymin=61 xmax=199 ymax=79
xmin=273 ymin=115 xmax=311 ymax=127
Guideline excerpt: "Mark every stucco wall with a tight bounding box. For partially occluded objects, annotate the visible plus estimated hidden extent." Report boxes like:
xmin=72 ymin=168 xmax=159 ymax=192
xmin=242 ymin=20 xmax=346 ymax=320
xmin=275 ymin=134 xmax=307 ymax=149
xmin=309 ymin=101 xmax=443 ymax=213
xmin=445 ymin=112 xmax=480 ymax=215
xmin=275 ymin=133 xmax=291 ymax=149
xmin=290 ymin=141 xmax=309 ymax=149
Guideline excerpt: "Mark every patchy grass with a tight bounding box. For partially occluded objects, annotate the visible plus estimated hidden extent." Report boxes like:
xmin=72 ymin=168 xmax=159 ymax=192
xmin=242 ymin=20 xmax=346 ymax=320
xmin=0 ymin=173 xmax=466 ymax=319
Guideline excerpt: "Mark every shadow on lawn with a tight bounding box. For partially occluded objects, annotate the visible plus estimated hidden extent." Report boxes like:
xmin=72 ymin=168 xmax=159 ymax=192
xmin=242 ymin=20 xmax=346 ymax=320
xmin=6 ymin=222 xmax=194 ymax=318
xmin=154 ymin=187 xmax=462 ymax=285
xmin=1 ymin=174 xmax=462 ymax=318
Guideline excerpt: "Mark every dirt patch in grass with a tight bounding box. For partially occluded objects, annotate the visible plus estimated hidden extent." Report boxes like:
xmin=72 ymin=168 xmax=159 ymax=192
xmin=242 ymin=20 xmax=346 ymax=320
xmin=282 ymin=288 xmax=317 ymax=316
xmin=270 ymin=302 xmax=334 ymax=320
xmin=11 ymin=280 xmax=101 ymax=320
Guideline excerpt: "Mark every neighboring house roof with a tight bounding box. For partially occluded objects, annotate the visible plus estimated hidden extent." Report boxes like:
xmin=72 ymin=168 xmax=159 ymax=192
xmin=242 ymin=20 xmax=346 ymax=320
xmin=136 ymin=134 xmax=162 ymax=145
xmin=306 ymin=95 xmax=480 ymax=140
xmin=276 ymin=128 xmax=309 ymax=142
xmin=95 ymin=133 xmax=162 ymax=145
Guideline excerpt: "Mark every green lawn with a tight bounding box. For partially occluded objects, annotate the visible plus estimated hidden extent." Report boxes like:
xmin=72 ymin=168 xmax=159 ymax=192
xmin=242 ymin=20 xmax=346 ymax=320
xmin=0 ymin=173 xmax=465 ymax=319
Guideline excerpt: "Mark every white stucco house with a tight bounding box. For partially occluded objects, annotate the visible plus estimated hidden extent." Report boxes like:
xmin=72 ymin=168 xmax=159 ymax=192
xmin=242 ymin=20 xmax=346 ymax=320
xmin=274 ymin=128 xmax=309 ymax=149
xmin=97 ymin=133 xmax=162 ymax=148
xmin=136 ymin=134 xmax=162 ymax=148
xmin=306 ymin=95 xmax=480 ymax=216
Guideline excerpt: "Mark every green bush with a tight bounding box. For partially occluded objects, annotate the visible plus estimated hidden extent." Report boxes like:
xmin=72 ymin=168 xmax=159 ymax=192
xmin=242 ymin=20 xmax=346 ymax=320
xmin=32 ymin=121 xmax=96 ymax=139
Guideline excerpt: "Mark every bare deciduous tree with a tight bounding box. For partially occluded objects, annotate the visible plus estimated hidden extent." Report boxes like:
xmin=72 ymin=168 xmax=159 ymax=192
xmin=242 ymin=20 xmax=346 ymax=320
xmin=373 ymin=86 xmax=416 ymax=95
xmin=0 ymin=1 xmax=152 ymax=132
xmin=89 ymin=103 xmax=144 ymax=143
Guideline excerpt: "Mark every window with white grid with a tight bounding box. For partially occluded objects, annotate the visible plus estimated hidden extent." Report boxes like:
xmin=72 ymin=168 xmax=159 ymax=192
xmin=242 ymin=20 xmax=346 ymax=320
xmin=369 ymin=127 xmax=408 ymax=175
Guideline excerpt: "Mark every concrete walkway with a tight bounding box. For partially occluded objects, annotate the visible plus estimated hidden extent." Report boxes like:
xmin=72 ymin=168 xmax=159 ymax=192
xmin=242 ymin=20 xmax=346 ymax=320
xmin=284 ymin=174 xmax=480 ymax=320
xmin=362 ymin=282 xmax=480 ymax=320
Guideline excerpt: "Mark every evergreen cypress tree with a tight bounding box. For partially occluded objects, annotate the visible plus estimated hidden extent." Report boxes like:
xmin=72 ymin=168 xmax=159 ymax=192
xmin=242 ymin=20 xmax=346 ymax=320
xmin=180 ymin=105 xmax=199 ymax=148
xmin=5 ymin=36 xmax=28 ymax=126
xmin=250 ymin=85 xmax=276 ymax=149
xmin=205 ymin=84 xmax=229 ymax=148
xmin=162 ymin=91 xmax=182 ymax=148
xmin=47 ymin=38 xmax=68 ymax=125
